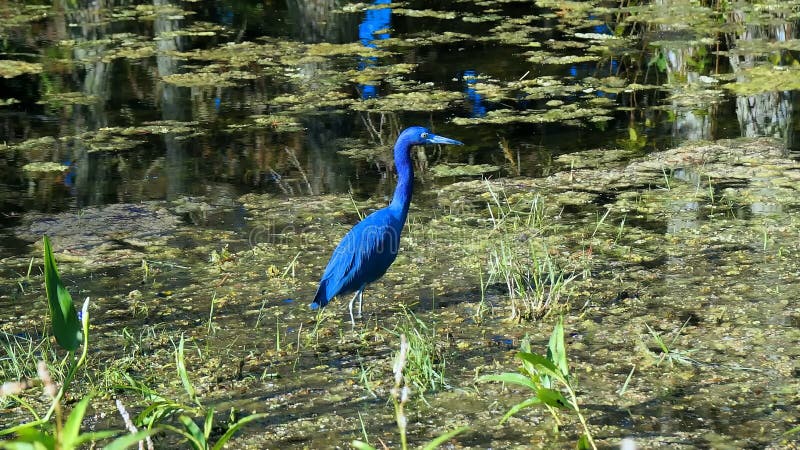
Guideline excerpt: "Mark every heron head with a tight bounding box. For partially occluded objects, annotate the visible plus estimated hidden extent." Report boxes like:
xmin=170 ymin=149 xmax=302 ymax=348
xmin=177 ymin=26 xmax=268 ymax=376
xmin=399 ymin=126 xmax=464 ymax=147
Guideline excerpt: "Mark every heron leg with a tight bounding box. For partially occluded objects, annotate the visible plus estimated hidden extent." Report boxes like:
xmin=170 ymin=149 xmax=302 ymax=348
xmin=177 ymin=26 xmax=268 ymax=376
xmin=348 ymin=291 xmax=360 ymax=327
xmin=356 ymin=290 xmax=364 ymax=319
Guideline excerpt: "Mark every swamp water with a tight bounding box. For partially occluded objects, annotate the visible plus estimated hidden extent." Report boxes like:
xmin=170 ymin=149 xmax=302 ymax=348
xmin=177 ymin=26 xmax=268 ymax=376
xmin=1 ymin=0 xmax=800 ymax=448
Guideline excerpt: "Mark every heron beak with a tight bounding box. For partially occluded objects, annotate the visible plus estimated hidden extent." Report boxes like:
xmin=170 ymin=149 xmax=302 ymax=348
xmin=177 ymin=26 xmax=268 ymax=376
xmin=426 ymin=133 xmax=464 ymax=146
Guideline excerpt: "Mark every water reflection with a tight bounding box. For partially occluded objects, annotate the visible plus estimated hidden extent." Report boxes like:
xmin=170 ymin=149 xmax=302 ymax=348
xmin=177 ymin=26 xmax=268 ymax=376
xmin=463 ymin=70 xmax=487 ymax=118
xmin=729 ymin=6 xmax=796 ymax=150
xmin=358 ymin=0 xmax=392 ymax=99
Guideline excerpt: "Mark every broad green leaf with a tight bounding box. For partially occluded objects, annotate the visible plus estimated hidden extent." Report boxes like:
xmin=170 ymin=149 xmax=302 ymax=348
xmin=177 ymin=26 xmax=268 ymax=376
xmin=0 ymin=442 xmax=49 ymax=450
xmin=62 ymin=395 xmax=92 ymax=449
xmin=478 ymin=373 xmax=538 ymax=392
xmin=210 ymin=413 xmax=269 ymax=450
xmin=421 ymin=426 xmax=469 ymax=450
xmin=547 ymin=317 xmax=569 ymax=379
xmin=351 ymin=441 xmax=377 ymax=450
xmin=43 ymin=236 xmax=82 ymax=351
xmin=576 ymin=434 xmax=591 ymax=450
xmin=178 ymin=415 xmax=206 ymax=448
xmin=536 ymin=388 xmax=573 ymax=410
xmin=203 ymin=407 xmax=214 ymax=440
xmin=516 ymin=352 xmax=568 ymax=385
xmin=500 ymin=397 xmax=543 ymax=424
xmin=7 ymin=426 xmax=54 ymax=449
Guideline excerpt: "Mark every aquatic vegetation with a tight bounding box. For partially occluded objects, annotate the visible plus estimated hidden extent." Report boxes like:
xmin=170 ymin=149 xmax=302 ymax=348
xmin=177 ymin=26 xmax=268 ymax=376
xmin=488 ymin=239 xmax=576 ymax=322
xmin=390 ymin=309 xmax=447 ymax=393
xmin=21 ymin=162 xmax=70 ymax=173
xmin=430 ymin=163 xmax=501 ymax=178
xmin=4 ymin=0 xmax=800 ymax=446
xmin=724 ymin=65 xmax=800 ymax=95
xmin=0 ymin=60 xmax=43 ymax=78
xmin=352 ymin=90 xmax=464 ymax=112
xmin=0 ymin=365 xmax=150 ymax=450
xmin=479 ymin=318 xmax=596 ymax=449
xmin=353 ymin=334 xmax=467 ymax=450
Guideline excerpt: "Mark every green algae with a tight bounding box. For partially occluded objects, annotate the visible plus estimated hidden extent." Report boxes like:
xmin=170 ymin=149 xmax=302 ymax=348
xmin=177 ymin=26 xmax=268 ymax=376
xmin=431 ymin=163 xmax=501 ymax=178
xmin=724 ymin=65 xmax=800 ymax=95
xmin=162 ymin=71 xmax=238 ymax=87
xmin=4 ymin=136 xmax=58 ymax=153
xmin=4 ymin=137 xmax=800 ymax=449
xmin=0 ymin=60 xmax=43 ymax=78
xmin=336 ymin=138 xmax=392 ymax=162
xmin=393 ymin=9 xmax=458 ymax=19
xmin=525 ymin=51 xmax=601 ymax=64
xmin=21 ymin=162 xmax=70 ymax=173
xmin=248 ymin=115 xmax=304 ymax=132
xmin=452 ymin=104 xmax=612 ymax=125
xmin=39 ymin=92 xmax=99 ymax=107
xmin=306 ymin=42 xmax=388 ymax=58
xmin=375 ymin=32 xmax=473 ymax=49
xmin=4 ymin=0 xmax=800 ymax=447
xmin=352 ymin=90 xmax=463 ymax=112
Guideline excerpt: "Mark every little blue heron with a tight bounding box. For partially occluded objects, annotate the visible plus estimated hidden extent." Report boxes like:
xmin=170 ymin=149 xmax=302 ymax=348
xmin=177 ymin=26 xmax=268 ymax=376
xmin=310 ymin=126 xmax=464 ymax=325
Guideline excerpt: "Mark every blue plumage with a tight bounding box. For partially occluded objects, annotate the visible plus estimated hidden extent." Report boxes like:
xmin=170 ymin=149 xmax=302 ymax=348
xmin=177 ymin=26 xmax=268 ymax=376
xmin=310 ymin=126 xmax=463 ymax=324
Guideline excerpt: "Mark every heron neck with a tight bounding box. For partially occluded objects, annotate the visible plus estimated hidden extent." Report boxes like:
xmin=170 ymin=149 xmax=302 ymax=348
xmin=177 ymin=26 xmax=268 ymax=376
xmin=389 ymin=138 xmax=414 ymax=216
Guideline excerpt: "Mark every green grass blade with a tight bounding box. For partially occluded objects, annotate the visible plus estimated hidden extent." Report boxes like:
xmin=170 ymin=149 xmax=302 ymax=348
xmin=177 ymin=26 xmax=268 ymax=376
xmin=73 ymin=430 xmax=120 ymax=446
xmin=178 ymin=415 xmax=206 ymax=448
xmin=62 ymin=395 xmax=93 ymax=448
xmin=209 ymin=413 xmax=269 ymax=450
xmin=421 ymin=426 xmax=469 ymax=450
xmin=159 ymin=424 xmax=204 ymax=450
xmin=175 ymin=335 xmax=199 ymax=406
xmin=500 ymin=397 xmax=543 ymax=424
xmin=203 ymin=408 xmax=214 ymax=440
xmin=43 ymin=236 xmax=82 ymax=351
xmin=102 ymin=429 xmax=157 ymax=450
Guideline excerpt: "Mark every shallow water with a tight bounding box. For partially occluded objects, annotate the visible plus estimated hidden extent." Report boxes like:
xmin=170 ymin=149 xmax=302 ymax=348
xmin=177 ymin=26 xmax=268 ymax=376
xmin=2 ymin=0 xmax=800 ymax=448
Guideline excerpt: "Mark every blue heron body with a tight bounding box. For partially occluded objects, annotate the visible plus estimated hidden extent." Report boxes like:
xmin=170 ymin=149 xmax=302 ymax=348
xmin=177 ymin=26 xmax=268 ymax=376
xmin=310 ymin=126 xmax=463 ymax=324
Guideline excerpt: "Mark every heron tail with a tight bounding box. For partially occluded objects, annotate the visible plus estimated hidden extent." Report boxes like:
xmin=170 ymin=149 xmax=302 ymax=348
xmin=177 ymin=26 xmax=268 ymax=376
xmin=309 ymin=283 xmax=330 ymax=310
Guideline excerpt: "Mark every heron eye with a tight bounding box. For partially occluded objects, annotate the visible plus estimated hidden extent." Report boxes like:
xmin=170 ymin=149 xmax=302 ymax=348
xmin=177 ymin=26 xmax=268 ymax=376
xmin=421 ymin=132 xmax=429 ymax=139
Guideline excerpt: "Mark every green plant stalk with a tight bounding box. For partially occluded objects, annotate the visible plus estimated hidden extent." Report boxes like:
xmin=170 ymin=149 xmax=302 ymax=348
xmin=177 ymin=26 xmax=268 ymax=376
xmin=393 ymin=394 xmax=408 ymax=450
xmin=563 ymin=382 xmax=596 ymax=450
xmin=0 ymin=299 xmax=90 ymax=436
xmin=47 ymin=298 xmax=90 ymax=421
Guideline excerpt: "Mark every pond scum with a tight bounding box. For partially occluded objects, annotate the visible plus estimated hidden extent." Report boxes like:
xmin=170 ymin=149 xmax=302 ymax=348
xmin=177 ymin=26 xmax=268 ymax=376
xmin=2 ymin=0 xmax=800 ymax=447
xmin=2 ymin=137 xmax=800 ymax=448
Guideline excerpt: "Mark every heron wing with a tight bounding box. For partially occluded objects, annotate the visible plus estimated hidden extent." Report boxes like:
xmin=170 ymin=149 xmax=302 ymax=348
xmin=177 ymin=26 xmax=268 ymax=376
xmin=312 ymin=209 xmax=401 ymax=307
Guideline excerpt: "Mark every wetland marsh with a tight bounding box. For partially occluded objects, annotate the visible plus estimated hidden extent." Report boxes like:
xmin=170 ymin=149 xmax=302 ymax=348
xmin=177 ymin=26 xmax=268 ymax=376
xmin=1 ymin=0 xmax=800 ymax=448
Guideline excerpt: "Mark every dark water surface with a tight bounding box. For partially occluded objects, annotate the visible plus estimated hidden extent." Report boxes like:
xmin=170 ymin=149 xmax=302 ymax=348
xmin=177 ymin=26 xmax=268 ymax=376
xmin=2 ymin=0 xmax=797 ymax=240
